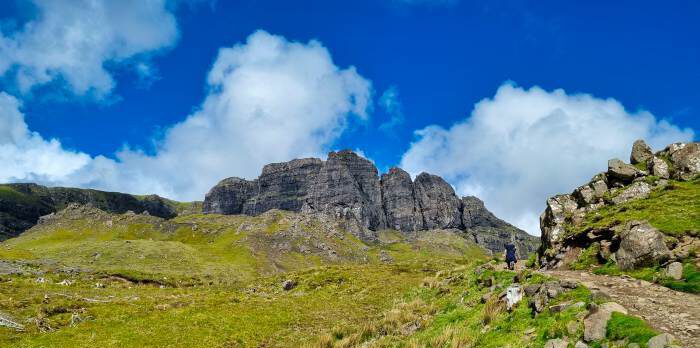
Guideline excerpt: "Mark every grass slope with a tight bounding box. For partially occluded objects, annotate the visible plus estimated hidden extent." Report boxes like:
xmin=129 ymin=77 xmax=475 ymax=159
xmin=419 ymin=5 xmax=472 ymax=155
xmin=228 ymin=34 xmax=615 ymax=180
xmin=0 ymin=207 xmax=487 ymax=346
xmin=572 ymin=178 xmax=700 ymax=237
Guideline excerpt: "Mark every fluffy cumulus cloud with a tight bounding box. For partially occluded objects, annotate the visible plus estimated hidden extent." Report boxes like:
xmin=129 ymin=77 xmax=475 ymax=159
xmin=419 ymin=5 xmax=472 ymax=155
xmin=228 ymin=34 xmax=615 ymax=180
xmin=0 ymin=93 xmax=91 ymax=182
xmin=400 ymin=83 xmax=694 ymax=235
xmin=1 ymin=31 xmax=372 ymax=201
xmin=0 ymin=0 xmax=178 ymax=97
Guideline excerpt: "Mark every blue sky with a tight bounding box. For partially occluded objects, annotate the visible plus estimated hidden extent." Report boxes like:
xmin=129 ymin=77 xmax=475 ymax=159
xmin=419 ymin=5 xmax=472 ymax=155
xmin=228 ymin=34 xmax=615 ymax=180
xmin=0 ymin=0 xmax=698 ymax=233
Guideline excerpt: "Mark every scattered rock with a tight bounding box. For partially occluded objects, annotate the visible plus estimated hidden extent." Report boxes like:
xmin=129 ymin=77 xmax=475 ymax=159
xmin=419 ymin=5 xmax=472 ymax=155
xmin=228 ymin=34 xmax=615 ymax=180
xmin=649 ymin=157 xmax=670 ymax=179
xmin=611 ymin=181 xmax=652 ymax=205
xmin=647 ymin=333 xmax=677 ymax=348
xmin=608 ymin=158 xmax=642 ymax=185
xmin=574 ymin=341 xmax=589 ymax=348
xmin=584 ymin=302 xmax=627 ymax=342
xmin=282 ymin=279 xmax=296 ymax=291
xmin=378 ymin=250 xmax=394 ymax=263
xmin=665 ymin=262 xmax=683 ymax=280
xmin=544 ymin=338 xmax=569 ymax=348
xmin=0 ymin=311 xmax=24 ymax=331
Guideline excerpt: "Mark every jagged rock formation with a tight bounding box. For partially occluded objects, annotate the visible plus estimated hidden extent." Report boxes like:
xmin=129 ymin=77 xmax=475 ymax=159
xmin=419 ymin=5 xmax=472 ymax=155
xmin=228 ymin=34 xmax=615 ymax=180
xmin=0 ymin=183 xmax=177 ymax=240
xmin=539 ymin=140 xmax=700 ymax=269
xmin=204 ymin=150 xmax=539 ymax=256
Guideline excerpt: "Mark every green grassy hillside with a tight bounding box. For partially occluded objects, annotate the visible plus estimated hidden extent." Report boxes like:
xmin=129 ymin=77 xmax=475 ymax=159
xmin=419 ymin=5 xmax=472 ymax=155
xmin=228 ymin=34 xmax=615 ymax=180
xmin=0 ymin=205 xmax=488 ymax=347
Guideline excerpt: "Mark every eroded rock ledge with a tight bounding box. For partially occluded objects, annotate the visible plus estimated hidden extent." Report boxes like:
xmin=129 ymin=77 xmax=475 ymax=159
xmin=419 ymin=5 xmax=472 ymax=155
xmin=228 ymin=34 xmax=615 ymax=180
xmin=203 ymin=150 xmax=538 ymax=256
xmin=539 ymin=140 xmax=700 ymax=269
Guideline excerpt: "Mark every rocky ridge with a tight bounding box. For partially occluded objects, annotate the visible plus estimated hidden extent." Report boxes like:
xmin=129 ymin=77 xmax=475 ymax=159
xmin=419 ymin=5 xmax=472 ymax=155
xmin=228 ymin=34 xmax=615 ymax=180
xmin=539 ymin=140 xmax=700 ymax=269
xmin=203 ymin=150 xmax=539 ymax=257
xmin=0 ymin=183 xmax=178 ymax=240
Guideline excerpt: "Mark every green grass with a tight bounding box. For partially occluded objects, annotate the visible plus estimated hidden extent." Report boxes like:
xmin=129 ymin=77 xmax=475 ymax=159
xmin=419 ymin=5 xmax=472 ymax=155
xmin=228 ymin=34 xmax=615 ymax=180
xmin=607 ymin=312 xmax=658 ymax=347
xmin=571 ymin=178 xmax=700 ymax=237
xmin=313 ymin=262 xmax=604 ymax=348
xmin=570 ymin=243 xmax=601 ymax=270
xmin=0 ymin=185 xmax=42 ymax=205
xmin=0 ymin=208 xmax=492 ymax=347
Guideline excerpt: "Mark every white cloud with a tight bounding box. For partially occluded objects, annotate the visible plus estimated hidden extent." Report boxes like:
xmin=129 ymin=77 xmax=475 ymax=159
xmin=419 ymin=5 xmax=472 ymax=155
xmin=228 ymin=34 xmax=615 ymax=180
xmin=378 ymin=85 xmax=404 ymax=132
xmin=1 ymin=31 xmax=372 ymax=201
xmin=400 ymin=83 xmax=695 ymax=235
xmin=0 ymin=0 xmax=178 ymax=98
xmin=0 ymin=92 xmax=91 ymax=182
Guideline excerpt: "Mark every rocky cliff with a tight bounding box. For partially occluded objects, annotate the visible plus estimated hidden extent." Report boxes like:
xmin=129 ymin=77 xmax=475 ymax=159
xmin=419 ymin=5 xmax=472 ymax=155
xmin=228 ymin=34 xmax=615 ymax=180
xmin=539 ymin=140 xmax=700 ymax=270
xmin=203 ymin=150 xmax=538 ymax=257
xmin=0 ymin=183 xmax=178 ymax=240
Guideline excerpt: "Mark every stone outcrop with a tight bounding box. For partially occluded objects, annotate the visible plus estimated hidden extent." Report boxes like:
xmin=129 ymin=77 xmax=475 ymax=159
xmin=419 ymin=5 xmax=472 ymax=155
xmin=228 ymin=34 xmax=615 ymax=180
xmin=631 ymin=139 xmax=654 ymax=165
xmin=381 ymin=168 xmax=422 ymax=231
xmin=616 ymin=221 xmax=669 ymax=270
xmin=0 ymin=183 xmax=178 ymax=240
xmin=539 ymin=140 xmax=700 ymax=270
xmin=203 ymin=150 xmax=539 ymax=254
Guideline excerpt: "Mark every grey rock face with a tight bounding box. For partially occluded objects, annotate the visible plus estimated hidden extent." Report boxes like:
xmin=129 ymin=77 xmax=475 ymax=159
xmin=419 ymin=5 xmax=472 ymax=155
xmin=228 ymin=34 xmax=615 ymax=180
xmin=250 ymin=158 xmax=323 ymax=215
xmin=630 ymin=139 xmax=653 ymax=164
xmin=202 ymin=177 xmax=258 ymax=214
xmin=381 ymin=168 xmax=421 ymax=231
xmin=611 ymin=181 xmax=652 ymax=205
xmin=310 ymin=151 xmax=386 ymax=230
xmin=616 ymin=221 xmax=669 ymax=270
xmin=413 ymin=173 xmax=462 ymax=229
xmin=669 ymin=142 xmax=700 ymax=180
xmin=461 ymin=196 xmax=502 ymax=229
xmin=462 ymin=196 xmax=539 ymax=258
xmin=203 ymin=150 xmax=537 ymax=252
xmin=0 ymin=183 xmax=177 ymax=240
xmin=607 ymin=158 xmax=642 ymax=185
xmin=649 ymin=156 xmax=670 ymax=179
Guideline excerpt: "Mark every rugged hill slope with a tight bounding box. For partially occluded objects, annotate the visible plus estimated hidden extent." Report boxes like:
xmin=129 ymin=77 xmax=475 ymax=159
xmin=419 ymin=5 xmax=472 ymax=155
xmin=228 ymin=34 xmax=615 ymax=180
xmin=204 ymin=150 xmax=538 ymax=257
xmin=1 ymin=205 xmax=667 ymax=348
xmin=539 ymin=140 xmax=699 ymax=293
xmin=0 ymin=183 xmax=195 ymax=240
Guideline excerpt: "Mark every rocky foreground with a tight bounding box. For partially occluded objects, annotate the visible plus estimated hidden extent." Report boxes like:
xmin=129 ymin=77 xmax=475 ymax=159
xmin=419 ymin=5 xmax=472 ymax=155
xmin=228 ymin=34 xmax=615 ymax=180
xmin=204 ymin=150 xmax=538 ymax=257
xmin=540 ymin=140 xmax=699 ymax=270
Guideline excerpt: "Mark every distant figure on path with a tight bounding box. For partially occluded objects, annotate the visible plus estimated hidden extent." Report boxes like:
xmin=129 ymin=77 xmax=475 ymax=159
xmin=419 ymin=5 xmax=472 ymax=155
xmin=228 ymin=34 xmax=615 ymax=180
xmin=504 ymin=243 xmax=517 ymax=270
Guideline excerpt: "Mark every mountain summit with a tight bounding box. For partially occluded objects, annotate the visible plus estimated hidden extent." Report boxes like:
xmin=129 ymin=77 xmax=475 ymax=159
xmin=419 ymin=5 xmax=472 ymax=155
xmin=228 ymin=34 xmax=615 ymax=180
xmin=203 ymin=150 xmax=538 ymax=257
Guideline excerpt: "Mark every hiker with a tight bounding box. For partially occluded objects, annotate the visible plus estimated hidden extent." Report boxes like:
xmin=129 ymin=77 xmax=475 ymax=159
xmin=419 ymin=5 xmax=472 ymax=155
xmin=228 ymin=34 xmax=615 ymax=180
xmin=504 ymin=243 xmax=517 ymax=270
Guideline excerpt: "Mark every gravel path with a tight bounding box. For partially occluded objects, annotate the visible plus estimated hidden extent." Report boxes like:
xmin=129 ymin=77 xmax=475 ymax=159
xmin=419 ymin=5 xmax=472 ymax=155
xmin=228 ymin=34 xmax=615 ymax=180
xmin=545 ymin=270 xmax=700 ymax=348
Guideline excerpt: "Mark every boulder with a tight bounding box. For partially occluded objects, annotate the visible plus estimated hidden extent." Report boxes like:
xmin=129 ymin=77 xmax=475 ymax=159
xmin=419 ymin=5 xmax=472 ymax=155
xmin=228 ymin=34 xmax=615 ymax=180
xmin=583 ymin=302 xmax=627 ymax=342
xmin=647 ymin=333 xmax=677 ymax=348
xmin=574 ymin=341 xmax=588 ymax=348
xmin=649 ymin=157 xmax=670 ymax=179
xmin=615 ymin=221 xmax=669 ymax=270
xmin=607 ymin=159 xmax=643 ymax=185
xmin=611 ymin=181 xmax=652 ymax=205
xmin=631 ymin=139 xmax=654 ymax=164
xmin=665 ymin=262 xmax=683 ymax=280
xmin=669 ymin=142 xmax=700 ymax=181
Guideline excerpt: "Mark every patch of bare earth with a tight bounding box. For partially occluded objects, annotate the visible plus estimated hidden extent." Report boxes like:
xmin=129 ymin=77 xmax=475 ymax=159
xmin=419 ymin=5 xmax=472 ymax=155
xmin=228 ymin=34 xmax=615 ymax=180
xmin=545 ymin=270 xmax=700 ymax=347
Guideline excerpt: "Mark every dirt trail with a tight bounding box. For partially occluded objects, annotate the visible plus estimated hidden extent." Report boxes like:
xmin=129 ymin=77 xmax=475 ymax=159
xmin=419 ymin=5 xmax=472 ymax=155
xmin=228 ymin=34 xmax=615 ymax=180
xmin=545 ymin=270 xmax=700 ymax=348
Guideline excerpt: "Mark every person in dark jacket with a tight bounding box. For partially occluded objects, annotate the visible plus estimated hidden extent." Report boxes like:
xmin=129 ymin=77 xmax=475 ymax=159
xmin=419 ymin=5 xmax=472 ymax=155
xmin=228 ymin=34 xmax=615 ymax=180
xmin=504 ymin=243 xmax=517 ymax=270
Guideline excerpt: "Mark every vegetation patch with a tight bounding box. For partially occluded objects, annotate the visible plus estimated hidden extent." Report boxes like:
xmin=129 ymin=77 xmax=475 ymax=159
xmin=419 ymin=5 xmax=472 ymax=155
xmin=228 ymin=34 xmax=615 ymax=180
xmin=572 ymin=179 xmax=700 ymax=237
xmin=607 ymin=312 xmax=658 ymax=346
